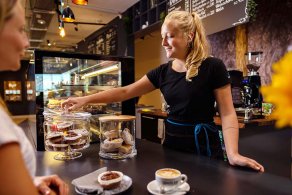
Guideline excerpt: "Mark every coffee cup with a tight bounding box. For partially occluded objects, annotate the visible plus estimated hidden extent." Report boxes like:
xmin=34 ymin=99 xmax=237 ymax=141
xmin=155 ymin=168 xmax=187 ymax=193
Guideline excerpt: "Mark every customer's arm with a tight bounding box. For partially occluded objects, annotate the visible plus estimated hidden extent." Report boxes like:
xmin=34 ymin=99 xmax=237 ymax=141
xmin=0 ymin=143 xmax=38 ymax=195
xmin=62 ymin=75 xmax=156 ymax=111
xmin=214 ymin=84 xmax=264 ymax=172
xmin=0 ymin=143 xmax=68 ymax=195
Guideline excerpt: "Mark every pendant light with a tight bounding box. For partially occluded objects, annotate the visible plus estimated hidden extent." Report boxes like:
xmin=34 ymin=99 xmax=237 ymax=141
xmin=62 ymin=0 xmax=75 ymax=22
xmin=59 ymin=22 xmax=66 ymax=38
xmin=72 ymin=0 xmax=88 ymax=5
xmin=62 ymin=6 xmax=75 ymax=22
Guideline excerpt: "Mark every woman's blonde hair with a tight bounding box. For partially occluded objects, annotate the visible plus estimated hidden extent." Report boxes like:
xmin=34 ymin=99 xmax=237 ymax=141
xmin=0 ymin=0 xmax=17 ymax=113
xmin=0 ymin=0 xmax=17 ymax=31
xmin=164 ymin=10 xmax=210 ymax=81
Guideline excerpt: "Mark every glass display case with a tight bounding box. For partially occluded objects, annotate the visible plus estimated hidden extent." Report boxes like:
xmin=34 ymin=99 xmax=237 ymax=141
xmin=34 ymin=50 xmax=135 ymax=151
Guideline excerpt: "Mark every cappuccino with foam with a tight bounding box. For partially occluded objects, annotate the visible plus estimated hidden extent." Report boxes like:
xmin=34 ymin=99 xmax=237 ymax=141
xmin=156 ymin=168 xmax=180 ymax=178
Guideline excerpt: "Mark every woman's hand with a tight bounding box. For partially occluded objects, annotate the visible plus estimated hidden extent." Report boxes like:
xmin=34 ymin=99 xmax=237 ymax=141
xmin=34 ymin=175 xmax=69 ymax=195
xmin=61 ymin=96 xmax=87 ymax=111
xmin=228 ymin=153 xmax=264 ymax=172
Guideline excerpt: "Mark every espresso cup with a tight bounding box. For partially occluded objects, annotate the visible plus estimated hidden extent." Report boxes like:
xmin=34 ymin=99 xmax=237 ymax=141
xmin=155 ymin=168 xmax=187 ymax=193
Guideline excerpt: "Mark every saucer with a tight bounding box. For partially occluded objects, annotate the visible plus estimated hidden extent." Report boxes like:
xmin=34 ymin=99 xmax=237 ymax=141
xmin=147 ymin=180 xmax=190 ymax=195
xmin=75 ymin=175 xmax=132 ymax=195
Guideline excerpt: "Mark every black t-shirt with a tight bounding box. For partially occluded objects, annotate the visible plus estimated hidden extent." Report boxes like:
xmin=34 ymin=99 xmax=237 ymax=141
xmin=146 ymin=57 xmax=230 ymax=123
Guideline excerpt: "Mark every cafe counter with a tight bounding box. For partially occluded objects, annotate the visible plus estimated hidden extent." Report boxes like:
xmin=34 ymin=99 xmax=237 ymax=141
xmin=138 ymin=109 xmax=275 ymax=144
xmin=36 ymin=140 xmax=292 ymax=195
xmin=140 ymin=109 xmax=275 ymax=128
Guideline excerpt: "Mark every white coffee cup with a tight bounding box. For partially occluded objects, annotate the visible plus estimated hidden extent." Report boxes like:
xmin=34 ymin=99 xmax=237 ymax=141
xmin=155 ymin=168 xmax=187 ymax=193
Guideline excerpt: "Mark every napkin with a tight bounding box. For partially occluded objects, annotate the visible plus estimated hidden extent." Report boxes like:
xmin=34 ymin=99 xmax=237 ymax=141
xmin=72 ymin=167 xmax=107 ymax=194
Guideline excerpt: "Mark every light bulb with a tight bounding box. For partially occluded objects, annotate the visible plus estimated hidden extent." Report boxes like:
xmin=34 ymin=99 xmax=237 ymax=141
xmin=59 ymin=28 xmax=66 ymax=37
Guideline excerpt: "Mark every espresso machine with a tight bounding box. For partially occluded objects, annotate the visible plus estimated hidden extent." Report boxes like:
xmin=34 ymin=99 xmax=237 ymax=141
xmin=242 ymin=51 xmax=263 ymax=120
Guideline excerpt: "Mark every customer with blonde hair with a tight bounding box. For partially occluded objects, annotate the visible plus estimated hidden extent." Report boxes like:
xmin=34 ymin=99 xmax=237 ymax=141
xmin=0 ymin=0 xmax=68 ymax=194
xmin=62 ymin=10 xmax=264 ymax=172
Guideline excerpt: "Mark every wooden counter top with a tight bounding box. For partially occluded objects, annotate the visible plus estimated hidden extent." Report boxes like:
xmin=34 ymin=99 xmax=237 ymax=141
xmin=140 ymin=109 xmax=275 ymax=129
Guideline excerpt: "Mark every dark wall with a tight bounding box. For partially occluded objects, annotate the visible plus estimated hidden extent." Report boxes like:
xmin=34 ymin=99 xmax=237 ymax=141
xmin=0 ymin=60 xmax=36 ymax=115
xmin=208 ymin=0 xmax=292 ymax=85
xmin=77 ymin=17 xmax=134 ymax=57
xmin=208 ymin=27 xmax=236 ymax=70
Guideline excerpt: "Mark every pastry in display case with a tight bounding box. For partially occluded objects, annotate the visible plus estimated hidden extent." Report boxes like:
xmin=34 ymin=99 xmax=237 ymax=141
xmin=99 ymin=115 xmax=137 ymax=159
xmin=43 ymin=110 xmax=91 ymax=160
xmin=4 ymin=81 xmax=22 ymax=101
xmin=34 ymin=50 xmax=135 ymax=151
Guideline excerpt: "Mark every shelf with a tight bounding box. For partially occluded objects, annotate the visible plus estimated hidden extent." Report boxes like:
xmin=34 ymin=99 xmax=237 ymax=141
xmin=149 ymin=8 xmax=157 ymax=25
xmin=129 ymin=0 xmax=167 ymax=37
xmin=134 ymin=21 xmax=162 ymax=39
xmin=140 ymin=0 xmax=148 ymax=13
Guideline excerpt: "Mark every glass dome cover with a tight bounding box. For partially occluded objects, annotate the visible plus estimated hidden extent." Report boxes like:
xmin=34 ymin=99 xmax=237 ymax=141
xmin=43 ymin=109 xmax=92 ymax=160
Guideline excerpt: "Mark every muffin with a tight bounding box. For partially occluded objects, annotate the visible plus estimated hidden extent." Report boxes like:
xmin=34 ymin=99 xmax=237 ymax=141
xmin=46 ymin=132 xmax=64 ymax=144
xmin=70 ymin=140 xmax=87 ymax=150
xmin=103 ymin=130 xmax=119 ymax=139
xmin=45 ymin=121 xmax=73 ymax=132
xmin=63 ymin=131 xmax=82 ymax=144
xmin=97 ymin=171 xmax=123 ymax=190
xmin=118 ymin=144 xmax=132 ymax=154
xmin=103 ymin=138 xmax=123 ymax=150
xmin=56 ymin=121 xmax=73 ymax=131
xmin=51 ymin=144 xmax=69 ymax=152
xmin=70 ymin=129 xmax=90 ymax=139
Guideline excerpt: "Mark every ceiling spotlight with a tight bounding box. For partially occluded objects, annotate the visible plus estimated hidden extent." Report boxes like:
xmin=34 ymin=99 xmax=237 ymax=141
xmin=37 ymin=19 xmax=46 ymax=25
xmin=72 ymin=0 xmax=88 ymax=5
xmin=62 ymin=6 xmax=75 ymax=22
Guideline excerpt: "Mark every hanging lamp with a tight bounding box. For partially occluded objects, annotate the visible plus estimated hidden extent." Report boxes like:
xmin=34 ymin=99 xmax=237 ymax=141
xmin=72 ymin=0 xmax=88 ymax=5
xmin=59 ymin=22 xmax=66 ymax=38
xmin=62 ymin=6 xmax=75 ymax=22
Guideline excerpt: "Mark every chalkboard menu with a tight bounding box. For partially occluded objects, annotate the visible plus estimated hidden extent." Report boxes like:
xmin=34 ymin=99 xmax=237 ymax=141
xmin=87 ymin=41 xmax=95 ymax=54
xmin=168 ymin=0 xmax=191 ymax=12
xmin=95 ymin=35 xmax=105 ymax=55
xmin=105 ymin=27 xmax=117 ymax=55
xmin=87 ymin=27 xmax=118 ymax=55
xmin=168 ymin=0 xmax=248 ymax=35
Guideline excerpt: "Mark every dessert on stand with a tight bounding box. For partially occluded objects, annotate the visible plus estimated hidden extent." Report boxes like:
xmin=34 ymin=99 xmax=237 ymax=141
xmin=43 ymin=109 xmax=91 ymax=160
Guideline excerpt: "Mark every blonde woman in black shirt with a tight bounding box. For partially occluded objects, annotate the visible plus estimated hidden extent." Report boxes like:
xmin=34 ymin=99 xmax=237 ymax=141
xmin=62 ymin=10 xmax=264 ymax=172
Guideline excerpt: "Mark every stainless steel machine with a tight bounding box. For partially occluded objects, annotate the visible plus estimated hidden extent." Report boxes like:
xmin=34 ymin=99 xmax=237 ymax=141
xmin=242 ymin=51 xmax=263 ymax=120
